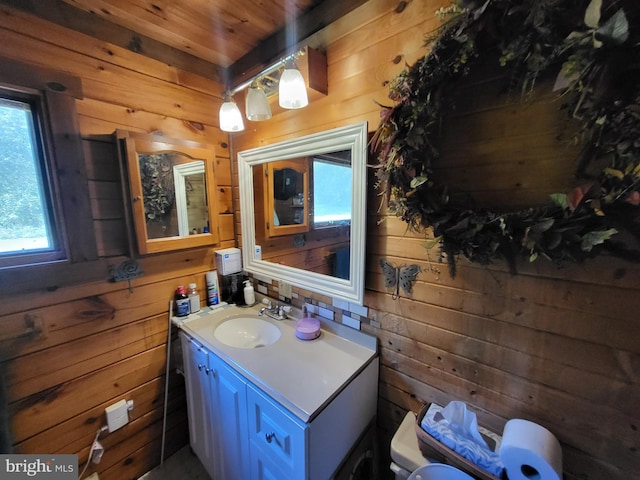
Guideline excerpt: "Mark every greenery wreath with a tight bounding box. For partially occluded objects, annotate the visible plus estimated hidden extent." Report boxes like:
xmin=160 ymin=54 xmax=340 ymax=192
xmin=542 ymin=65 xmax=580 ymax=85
xmin=139 ymin=153 xmax=175 ymax=222
xmin=371 ymin=0 xmax=640 ymax=277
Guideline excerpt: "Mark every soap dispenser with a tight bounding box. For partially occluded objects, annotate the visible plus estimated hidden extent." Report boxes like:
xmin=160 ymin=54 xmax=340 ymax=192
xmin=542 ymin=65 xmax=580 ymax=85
xmin=243 ymin=280 xmax=255 ymax=305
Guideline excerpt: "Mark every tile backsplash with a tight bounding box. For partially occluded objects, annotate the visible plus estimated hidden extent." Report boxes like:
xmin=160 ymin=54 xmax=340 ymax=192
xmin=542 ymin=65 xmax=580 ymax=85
xmin=249 ymin=273 xmax=370 ymax=330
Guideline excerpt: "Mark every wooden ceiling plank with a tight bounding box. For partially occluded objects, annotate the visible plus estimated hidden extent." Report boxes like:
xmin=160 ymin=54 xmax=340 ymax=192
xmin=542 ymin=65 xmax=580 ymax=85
xmin=168 ymin=4 xmax=261 ymax=55
xmin=228 ymin=0 xmax=368 ymax=87
xmin=179 ymin=0 xmax=282 ymax=39
xmin=58 ymin=0 xmax=245 ymax=65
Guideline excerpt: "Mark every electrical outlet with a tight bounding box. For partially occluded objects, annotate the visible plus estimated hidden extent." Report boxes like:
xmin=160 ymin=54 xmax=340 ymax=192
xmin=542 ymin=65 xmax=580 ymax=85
xmin=86 ymin=473 xmax=99 ymax=480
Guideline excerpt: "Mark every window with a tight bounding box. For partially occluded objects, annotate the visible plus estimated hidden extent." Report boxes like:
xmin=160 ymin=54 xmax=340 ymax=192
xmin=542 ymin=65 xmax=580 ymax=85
xmin=0 ymin=91 xmax=65 ymax=267
xmin=312 ymin=156 xmax=352 ymax=229
xmin=0 ymin=57 xmax=97 ymax=292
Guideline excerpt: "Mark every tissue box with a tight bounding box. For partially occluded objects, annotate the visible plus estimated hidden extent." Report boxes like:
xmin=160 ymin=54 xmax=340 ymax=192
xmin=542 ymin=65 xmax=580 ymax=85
xmin=415 ymin=403 xmax=503 ymax=480
xmin=215 ymin=248 xmax=242 ymax=275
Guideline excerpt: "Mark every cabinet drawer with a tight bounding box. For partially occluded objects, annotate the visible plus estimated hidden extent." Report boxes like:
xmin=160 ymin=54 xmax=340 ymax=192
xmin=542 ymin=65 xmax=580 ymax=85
xmin=249 ymin=440 xmax=289 ymax=480
xmin=247 ymin=386 xmax=306 ymax=479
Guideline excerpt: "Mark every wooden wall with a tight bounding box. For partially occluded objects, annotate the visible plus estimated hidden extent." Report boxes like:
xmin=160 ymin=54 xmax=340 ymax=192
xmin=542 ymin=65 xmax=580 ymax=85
xmin=231 ymin=1 xmax=640 ymax=480
xmin=0 ymin=4 xmax=234 ymax=479
xmin=0 ymin=1 xmax=638 ymax=480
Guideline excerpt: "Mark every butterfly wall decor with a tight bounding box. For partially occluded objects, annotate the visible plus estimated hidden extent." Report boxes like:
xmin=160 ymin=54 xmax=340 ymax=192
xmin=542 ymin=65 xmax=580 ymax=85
xmin=379 ymin=258 xmax=421 ymax=299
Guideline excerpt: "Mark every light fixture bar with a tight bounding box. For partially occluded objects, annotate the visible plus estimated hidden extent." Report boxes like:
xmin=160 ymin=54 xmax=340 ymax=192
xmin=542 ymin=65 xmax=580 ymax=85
xmin=227 ymin=49 xmax=304 ymax=96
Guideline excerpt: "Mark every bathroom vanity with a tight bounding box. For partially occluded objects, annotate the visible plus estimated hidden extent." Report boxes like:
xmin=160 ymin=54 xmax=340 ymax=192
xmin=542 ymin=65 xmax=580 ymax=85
xmin=175 ymin=303 xmax=378 ymax=480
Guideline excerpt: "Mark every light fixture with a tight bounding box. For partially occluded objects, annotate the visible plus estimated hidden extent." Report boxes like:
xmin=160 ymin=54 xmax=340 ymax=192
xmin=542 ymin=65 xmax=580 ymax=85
xmin=245 ymin=82 xmax=272 ymax=121
xmin=219 ymin=48 xmax=321 ymax=132
xmin=279 ymin=63 xmax=309 ymax=109
xmin=219 ymin=94 xmax=244 ymax=132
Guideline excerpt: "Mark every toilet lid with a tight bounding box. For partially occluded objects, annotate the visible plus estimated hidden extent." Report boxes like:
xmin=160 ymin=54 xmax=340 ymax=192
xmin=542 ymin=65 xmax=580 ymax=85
xmin=390 ymin=412 xmax=430 ymax=472
xmin=408 ymin=464 xmax=475 ymax=480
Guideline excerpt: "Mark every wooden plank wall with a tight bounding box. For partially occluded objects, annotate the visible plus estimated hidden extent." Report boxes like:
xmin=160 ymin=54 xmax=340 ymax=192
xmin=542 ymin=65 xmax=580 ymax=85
xmin=231 ymin=1 xmax=640 ymax=479
xmin=0 ymin=4 xmax=235 ymax=479
xmin=0 ymin=1 xmax=638 ymax=480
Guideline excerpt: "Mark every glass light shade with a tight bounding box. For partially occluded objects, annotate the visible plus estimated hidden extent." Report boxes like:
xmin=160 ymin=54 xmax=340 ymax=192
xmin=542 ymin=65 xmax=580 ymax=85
xmin=246 ymin=86 xmax=272 ymax=121
xmin=279 ymin=68 xmax=309 ymax=109
xmin=219 ymin=100 xmax=245 ymax=132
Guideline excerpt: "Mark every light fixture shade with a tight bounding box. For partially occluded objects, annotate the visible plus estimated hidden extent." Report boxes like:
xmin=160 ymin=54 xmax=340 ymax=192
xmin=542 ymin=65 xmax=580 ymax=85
xmin=246 ymin=86 xmax=272 ymax=121
xmin=219 ymin=100 xmax=245 ymax=132
xmin=279 ymin=68 xmax=308 ymax=109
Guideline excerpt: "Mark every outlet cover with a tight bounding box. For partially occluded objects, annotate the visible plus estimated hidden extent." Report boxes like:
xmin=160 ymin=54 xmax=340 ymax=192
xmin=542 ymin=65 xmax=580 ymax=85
xmin=278 ymin=281 xmax=292 ymax=298
xmin=105 ymin=399 xmax=129 ymax=432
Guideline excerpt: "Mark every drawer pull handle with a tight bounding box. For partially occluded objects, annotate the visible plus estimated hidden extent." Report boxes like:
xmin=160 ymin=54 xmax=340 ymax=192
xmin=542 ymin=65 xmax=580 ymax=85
xmin=265 ymin=432 xmax=275 ymax=443
xmin=197 ymin=363 xmax=204 ymax=371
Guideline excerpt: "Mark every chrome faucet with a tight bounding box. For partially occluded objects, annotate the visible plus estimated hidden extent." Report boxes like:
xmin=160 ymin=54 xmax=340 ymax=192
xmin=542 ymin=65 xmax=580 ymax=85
xmin=258 ymin=300 xmax=288 ymax=320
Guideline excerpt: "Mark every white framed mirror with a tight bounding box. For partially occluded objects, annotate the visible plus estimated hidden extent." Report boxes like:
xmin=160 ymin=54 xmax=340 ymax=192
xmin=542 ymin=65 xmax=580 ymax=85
xmin=174 ymin=161 xmax=207 ymax=236
xmin=238 ymin=122 xmax=368 ymax=305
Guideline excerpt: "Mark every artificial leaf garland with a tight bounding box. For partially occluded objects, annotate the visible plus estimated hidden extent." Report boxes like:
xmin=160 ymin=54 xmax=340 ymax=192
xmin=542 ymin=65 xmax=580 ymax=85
xmin=371 ymin=0 xmax=640 ymax=276
xmin=139 ymin=153 xmax=175 ymax=223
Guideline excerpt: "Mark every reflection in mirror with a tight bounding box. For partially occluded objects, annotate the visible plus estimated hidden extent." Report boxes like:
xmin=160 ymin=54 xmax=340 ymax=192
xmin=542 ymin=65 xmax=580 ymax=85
xmin=173 ymin=161 xmax=207 ymax=236
xmin=273 ymin=166 xmax=304 ymax=226
xmin=254 ymin=152 xmax=352 ymax=279
xmin=266 ymin=159 xmax=309 ymax=236
xmin=312 ymin=151 xmax=352 ymax=229
xmin=138 ymin=154 xmax=208 ymax=239
xmin=239 ymin=122 xmax=367 ymax=305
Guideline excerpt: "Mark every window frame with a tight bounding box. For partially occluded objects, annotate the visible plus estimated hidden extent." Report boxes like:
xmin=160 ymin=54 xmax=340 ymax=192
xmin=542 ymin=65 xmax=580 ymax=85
xmin=0 ymin=87 xmax=68 ymax=267
xmin=0 ymin=57 xmax=98 ymax=292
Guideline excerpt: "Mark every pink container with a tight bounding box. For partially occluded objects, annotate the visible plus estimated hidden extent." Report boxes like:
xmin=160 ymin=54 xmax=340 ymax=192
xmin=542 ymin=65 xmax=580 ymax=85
xmin=295 ymin=317 xmax=321 ymax=340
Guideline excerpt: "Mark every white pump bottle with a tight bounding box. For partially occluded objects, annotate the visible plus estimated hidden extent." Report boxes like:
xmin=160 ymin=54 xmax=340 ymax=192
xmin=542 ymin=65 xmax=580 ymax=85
xmin=243 ymin=280 xmax=255 ymax=305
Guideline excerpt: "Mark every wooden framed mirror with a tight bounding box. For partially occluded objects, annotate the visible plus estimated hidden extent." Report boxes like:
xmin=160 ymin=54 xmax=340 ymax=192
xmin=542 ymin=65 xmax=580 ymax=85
xmin=116 ymin=131 xmax=220 ymax=255
xmin=263 ymin=158 xmax=310 ymax=238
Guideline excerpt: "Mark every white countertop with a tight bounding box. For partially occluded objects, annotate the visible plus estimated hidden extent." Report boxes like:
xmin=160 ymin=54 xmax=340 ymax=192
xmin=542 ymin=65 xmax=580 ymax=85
xmin=175 ymin=303 xmax=377 ymax=423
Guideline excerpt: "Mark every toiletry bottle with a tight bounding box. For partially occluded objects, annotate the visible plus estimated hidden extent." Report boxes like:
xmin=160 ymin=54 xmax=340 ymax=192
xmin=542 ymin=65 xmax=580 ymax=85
xmin=187 ymin=283 xmax=200 ymax=313
xmin=243 ymin=280 xmax=255 ymax=305
xmin=174 ymin=286 xmax=190 ymax=317
xmin=206 ymin=271 xmax=219 ymax=306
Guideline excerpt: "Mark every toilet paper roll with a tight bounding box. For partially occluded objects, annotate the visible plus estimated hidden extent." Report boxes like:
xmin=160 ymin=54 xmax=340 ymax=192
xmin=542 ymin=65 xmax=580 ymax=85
xmin=499 ymin=419 xmax=562 ymax=480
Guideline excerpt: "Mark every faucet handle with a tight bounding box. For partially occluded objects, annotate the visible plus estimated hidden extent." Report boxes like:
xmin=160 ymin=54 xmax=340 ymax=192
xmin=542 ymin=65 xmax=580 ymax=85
xmin=261 ymin=298 xmax=273 ymax=309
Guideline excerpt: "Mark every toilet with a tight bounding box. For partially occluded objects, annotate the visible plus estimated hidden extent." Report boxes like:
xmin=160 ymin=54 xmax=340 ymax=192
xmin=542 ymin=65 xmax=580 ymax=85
xmin=390 ymin=411 xmax=430 ymax=479
xmin=408 ymin=464 xmax=474 ymax=480
xmin=390 ymin=411 xmax=473 ymax=480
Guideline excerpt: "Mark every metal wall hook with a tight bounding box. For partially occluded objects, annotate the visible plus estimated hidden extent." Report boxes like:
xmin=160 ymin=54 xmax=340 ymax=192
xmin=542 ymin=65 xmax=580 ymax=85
xmin=108 ymin=258 xmax=144 ymax=293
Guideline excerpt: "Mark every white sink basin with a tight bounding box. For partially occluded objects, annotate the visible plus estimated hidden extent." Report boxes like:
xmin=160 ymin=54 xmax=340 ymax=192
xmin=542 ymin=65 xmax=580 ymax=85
xmin=214 ymin=317 xmax=281 ymax=349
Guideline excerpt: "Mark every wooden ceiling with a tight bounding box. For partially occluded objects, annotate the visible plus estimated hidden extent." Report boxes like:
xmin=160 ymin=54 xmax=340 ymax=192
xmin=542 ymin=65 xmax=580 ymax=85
xmin=5 ymin=0 xmax=367 ymax=87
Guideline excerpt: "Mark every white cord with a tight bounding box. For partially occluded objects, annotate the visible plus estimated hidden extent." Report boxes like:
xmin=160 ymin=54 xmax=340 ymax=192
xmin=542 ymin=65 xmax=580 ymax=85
xmin=78 ymin=427 xmax=106 ymax=480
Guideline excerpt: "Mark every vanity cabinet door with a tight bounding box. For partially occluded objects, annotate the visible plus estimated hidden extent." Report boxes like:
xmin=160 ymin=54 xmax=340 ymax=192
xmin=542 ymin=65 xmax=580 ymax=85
xmin=247 ymin=385 xmax=307 ymax=480
xmin=180 ymin=333 xmax=216 ymax=478
xmin=208 ymin=353 xmax=249 ymax=480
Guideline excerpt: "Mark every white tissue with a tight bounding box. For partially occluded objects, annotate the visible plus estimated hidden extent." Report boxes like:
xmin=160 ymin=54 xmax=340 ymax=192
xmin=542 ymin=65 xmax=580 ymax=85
xmin=499 ymin=419 xmax=562 ymax=480
xmin=421 ymin=402 xmax=504 ymax=477
xmin=439 ymin=401 xmax=488 ymax=446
